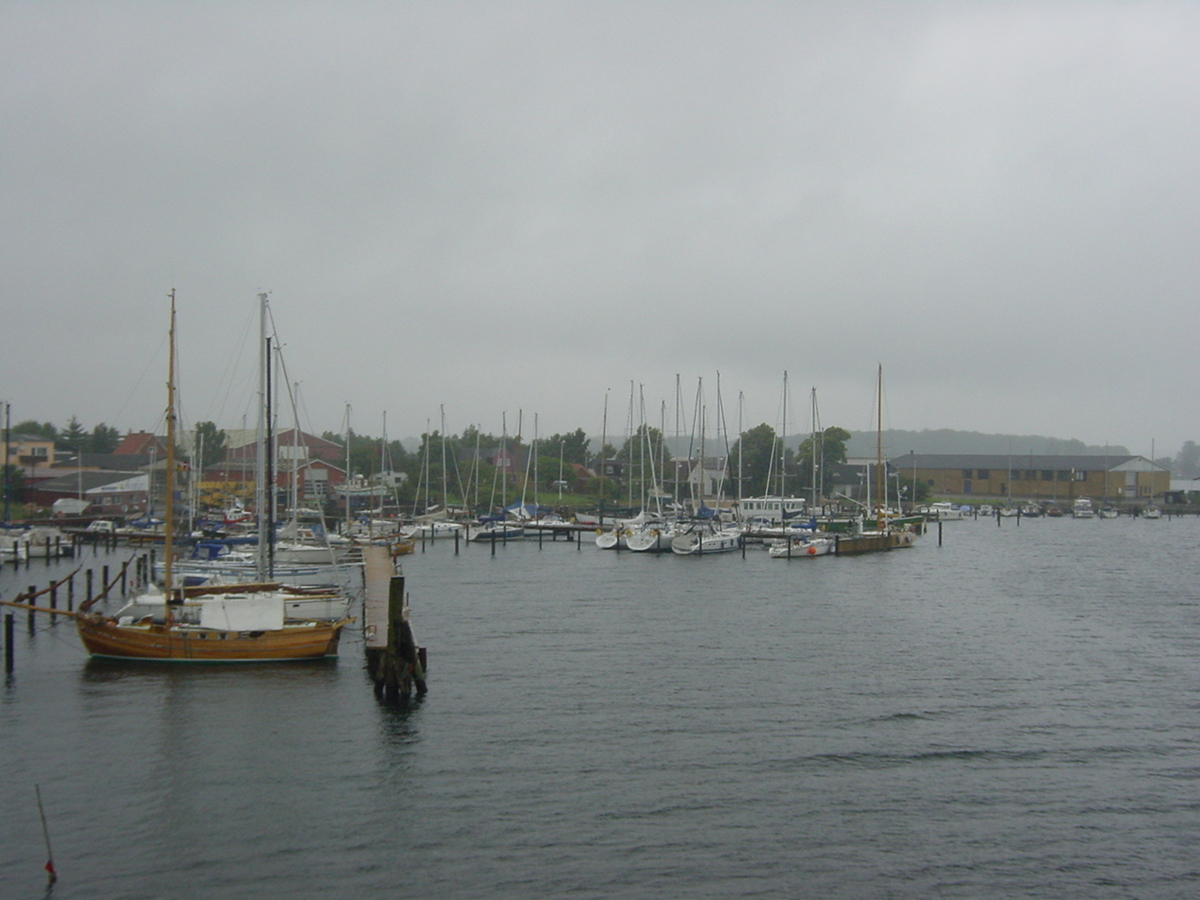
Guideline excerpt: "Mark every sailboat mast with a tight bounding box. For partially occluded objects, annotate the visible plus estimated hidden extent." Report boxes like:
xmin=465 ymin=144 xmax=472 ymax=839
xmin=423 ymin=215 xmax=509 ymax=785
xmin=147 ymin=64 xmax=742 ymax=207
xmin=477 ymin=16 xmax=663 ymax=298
xmin=876 ymin=363 xmax=884 ymax=514
xmin=164 ymin=289 xmax=177 ymax=625
xmin=440 ymin=405 xmax=448 ymax=511
xmin=265 ymin=335 xmax=275 ymax=579
xmin=780 ymin=371 xmax=788 ymax=501
xmin=810 ymin=387 xmax=820 ymax=510
xmin=343 ymin=403 xmax=351 ymax=537
xmin=255 ymin=292 xmax=269 ymax=579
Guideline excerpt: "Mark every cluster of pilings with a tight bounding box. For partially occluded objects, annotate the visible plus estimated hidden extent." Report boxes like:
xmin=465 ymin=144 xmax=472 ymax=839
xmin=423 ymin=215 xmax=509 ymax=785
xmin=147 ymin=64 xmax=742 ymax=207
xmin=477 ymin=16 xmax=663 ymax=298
xmin=2 ymin=553 xmax=150 ymax=674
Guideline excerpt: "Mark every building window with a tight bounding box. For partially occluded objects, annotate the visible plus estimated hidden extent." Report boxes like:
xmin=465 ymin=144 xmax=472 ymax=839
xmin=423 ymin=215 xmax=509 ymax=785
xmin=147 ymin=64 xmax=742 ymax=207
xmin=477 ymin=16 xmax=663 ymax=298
xmin=963 ymin=469 xmax=973 ymax=479
xmin=1042 ymin=470 xmax=1054 ymax=481
xmin=1025 ymin=470 xmax=1036 ymax=481
xmin=977 ymin=469 xmax=989 ymax=478
xmin=1074 ymin=471 xmax=1086 ymax=481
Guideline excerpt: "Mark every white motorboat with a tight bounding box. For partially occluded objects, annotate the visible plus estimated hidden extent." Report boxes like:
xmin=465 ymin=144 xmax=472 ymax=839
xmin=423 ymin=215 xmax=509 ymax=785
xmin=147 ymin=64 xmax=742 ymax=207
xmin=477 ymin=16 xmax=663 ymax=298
xmin=767 ymin=535 xmax=835 ymax=558
xmin=1072 ymin=498 xmax=1095 ymax=518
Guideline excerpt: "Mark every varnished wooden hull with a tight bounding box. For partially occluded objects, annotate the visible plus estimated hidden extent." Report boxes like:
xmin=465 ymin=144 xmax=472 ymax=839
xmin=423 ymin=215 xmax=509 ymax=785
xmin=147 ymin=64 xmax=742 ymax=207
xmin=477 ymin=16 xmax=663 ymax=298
xmin=834 ymin=530 xmax=917 ymax=555
xmin=75 ymin=615 xmax=349 ymax=662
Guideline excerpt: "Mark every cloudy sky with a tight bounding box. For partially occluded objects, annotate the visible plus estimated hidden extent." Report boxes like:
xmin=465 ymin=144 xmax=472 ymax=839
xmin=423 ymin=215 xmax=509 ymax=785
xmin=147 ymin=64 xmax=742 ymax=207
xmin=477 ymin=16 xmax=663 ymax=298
xmin=3 ymin=1 xmax=1197 ymax=457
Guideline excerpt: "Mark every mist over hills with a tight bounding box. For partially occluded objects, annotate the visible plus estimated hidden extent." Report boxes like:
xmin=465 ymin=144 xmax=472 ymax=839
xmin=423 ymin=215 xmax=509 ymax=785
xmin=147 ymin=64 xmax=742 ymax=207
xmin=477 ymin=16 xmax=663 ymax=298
xmin=400 ymin=429 xmax=1132 ymax=460
xmin=843 ymin=430 xmax=1130 ymax=460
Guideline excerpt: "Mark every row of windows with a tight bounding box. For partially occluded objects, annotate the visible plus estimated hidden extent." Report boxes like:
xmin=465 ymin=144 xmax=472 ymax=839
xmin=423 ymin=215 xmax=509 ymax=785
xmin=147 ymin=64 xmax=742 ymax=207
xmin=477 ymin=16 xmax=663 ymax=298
xmin=962 ymin=469 xmax=1087 ymax=482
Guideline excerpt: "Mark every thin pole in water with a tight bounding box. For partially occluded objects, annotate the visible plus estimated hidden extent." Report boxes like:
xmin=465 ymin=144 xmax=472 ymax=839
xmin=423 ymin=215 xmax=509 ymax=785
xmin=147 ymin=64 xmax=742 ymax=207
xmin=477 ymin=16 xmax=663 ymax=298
xmin=36 ymin=784 xmax=56 ymax=885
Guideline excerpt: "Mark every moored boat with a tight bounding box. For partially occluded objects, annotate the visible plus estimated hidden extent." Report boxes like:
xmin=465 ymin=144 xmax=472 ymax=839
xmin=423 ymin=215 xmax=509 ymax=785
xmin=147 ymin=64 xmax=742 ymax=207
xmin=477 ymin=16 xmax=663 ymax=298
xmin=670 ymin=520 xmax=742 ymax=556
xmin=767 ymin=534 xmax=835 ymax=558
xmin=1072 ymin=498 xmax=1095 ymax=518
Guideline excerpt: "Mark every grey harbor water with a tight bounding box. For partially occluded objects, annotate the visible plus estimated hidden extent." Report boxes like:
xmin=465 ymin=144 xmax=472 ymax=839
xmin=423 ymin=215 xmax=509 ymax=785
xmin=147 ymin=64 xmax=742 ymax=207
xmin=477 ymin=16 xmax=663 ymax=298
xmin=2 ymin=515 xmax=1198 ymax=899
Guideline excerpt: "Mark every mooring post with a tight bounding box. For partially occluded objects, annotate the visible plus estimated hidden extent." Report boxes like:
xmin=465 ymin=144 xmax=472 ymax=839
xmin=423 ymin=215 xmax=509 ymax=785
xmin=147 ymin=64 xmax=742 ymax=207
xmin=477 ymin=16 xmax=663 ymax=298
xmin=49 ymin=585 xmax=57 ymax=623
xmin=121 ymin=560 xmax=129 ymax=598
xmin=67 ymin=573 xmax=75 ymax=612
xmin=938 ymin=520 xmax=944 ymax=546
xmin=27 ymin=585 xmax=36 ymax=632
xmin=86 ymin=569 xmax=93 ymax=608
xmin=4 ymin=612 xmax=13 ymax=674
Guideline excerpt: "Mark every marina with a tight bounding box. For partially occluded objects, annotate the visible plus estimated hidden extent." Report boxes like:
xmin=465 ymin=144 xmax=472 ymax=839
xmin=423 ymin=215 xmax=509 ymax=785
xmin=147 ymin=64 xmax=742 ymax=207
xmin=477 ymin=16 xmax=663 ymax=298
xmin=2 ymin=514 xmax=1197 ymax=897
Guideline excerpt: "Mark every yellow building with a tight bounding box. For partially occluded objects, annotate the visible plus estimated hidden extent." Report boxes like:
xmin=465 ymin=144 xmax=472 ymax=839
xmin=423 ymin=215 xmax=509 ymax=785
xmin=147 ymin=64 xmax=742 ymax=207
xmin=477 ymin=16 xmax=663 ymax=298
xmin=891 ymin=453 xmax=1170 ymax=504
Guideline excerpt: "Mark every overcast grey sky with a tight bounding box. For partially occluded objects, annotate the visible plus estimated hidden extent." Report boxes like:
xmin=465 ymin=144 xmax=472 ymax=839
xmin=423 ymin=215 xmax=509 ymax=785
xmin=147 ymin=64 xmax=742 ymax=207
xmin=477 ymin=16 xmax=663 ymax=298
xmin=3 ymin=1 xmax=1197 ymax=456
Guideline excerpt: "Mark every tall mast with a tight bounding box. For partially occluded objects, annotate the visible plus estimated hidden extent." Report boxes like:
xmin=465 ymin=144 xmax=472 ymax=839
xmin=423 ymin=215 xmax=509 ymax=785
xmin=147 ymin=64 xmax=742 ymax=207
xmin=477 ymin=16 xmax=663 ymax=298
xmin=875 ymin=363 xmax=884 ymax=515
xmin=164 ymin=289 xmax=177 ymax=624
xmin=599 ymin=391 xmax=608 ymax=523
xmin=343 ymin=403 xmax=351 ymax=537
xmin=810 ymin=387 xmax=820 ymax=510
xmin=780 ymin=371 xmax=788 ymax=500
xmin=265 ymin=333 xmax=275 ymax=578
xmin=440 ymin=404 xmax=448 ymax=511
xmin=255 ymin=292 xmax=268 ymax=578
xmin=3 ymin=400 xmax=10 ymax=523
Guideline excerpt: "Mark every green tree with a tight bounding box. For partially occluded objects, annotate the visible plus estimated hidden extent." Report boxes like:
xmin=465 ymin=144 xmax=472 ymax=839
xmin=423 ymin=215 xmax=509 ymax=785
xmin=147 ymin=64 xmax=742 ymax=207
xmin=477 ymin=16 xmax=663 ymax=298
xmin=546 ymin=428 xmax=590 ymax=466
xmin=192 ymin=421 xmax=227 ymax=471
xmin=1174 ymin=441 xmax=1200 ymax=478
xmin=795 ymin=426 xmax=852 ymax=497
xmin=60 ymin=416 xmax=87 ymax=452
xmin=87 ymin=423 xmax=121 ymax=454
xmin=2 ymin=463 xmax=26 ymax=505
xmin=729 ymin=423 xmax=781 ymax=496
xmin=896 ymin=475 xmax=931 ymax=506
xmin=13 ymin=420 xmax=56 ymax=441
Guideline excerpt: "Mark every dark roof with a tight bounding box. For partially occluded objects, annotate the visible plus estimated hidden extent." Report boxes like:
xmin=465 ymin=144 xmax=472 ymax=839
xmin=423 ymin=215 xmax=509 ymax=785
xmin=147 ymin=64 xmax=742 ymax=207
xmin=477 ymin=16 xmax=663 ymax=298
xmin=889 ymin=453 xmax=1147 ymax=471
xmin=828 ymin=462 xmax=897 ymax=480
xmin=77 ymin=453 xmax=153 ymax=471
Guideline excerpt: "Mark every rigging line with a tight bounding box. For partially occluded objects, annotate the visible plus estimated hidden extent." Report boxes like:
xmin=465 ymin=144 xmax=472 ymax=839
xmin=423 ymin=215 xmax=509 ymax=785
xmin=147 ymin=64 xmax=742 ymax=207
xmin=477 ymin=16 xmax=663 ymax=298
xmin=106 ymin=328 xmax=169 ymax=429
xmin=203 ymin=298 xmax=259 ymax=427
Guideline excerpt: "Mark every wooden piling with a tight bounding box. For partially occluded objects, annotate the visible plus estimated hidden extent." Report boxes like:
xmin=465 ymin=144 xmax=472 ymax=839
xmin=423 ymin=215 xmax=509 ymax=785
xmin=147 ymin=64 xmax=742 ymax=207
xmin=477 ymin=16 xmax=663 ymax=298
xmin=4 ymin=612 xmax=13 ymax=674
xmin=363 ymin=545 xmax=427 ymax=702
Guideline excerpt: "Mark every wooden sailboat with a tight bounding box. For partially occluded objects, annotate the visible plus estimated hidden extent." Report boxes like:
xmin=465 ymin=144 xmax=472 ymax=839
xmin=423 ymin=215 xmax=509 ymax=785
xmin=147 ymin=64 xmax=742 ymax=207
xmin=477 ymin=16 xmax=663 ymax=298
xmin=835 ymin=365 xmax=918 ymax=555
xmin=71 ymin=291 xmax=351 ymax=661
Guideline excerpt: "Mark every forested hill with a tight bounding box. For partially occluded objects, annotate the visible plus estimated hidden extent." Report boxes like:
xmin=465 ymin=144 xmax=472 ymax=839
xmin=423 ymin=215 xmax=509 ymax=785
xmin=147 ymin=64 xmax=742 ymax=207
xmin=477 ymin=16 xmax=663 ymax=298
xmin=844 ymin=429 xmax=1129 ymax=459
